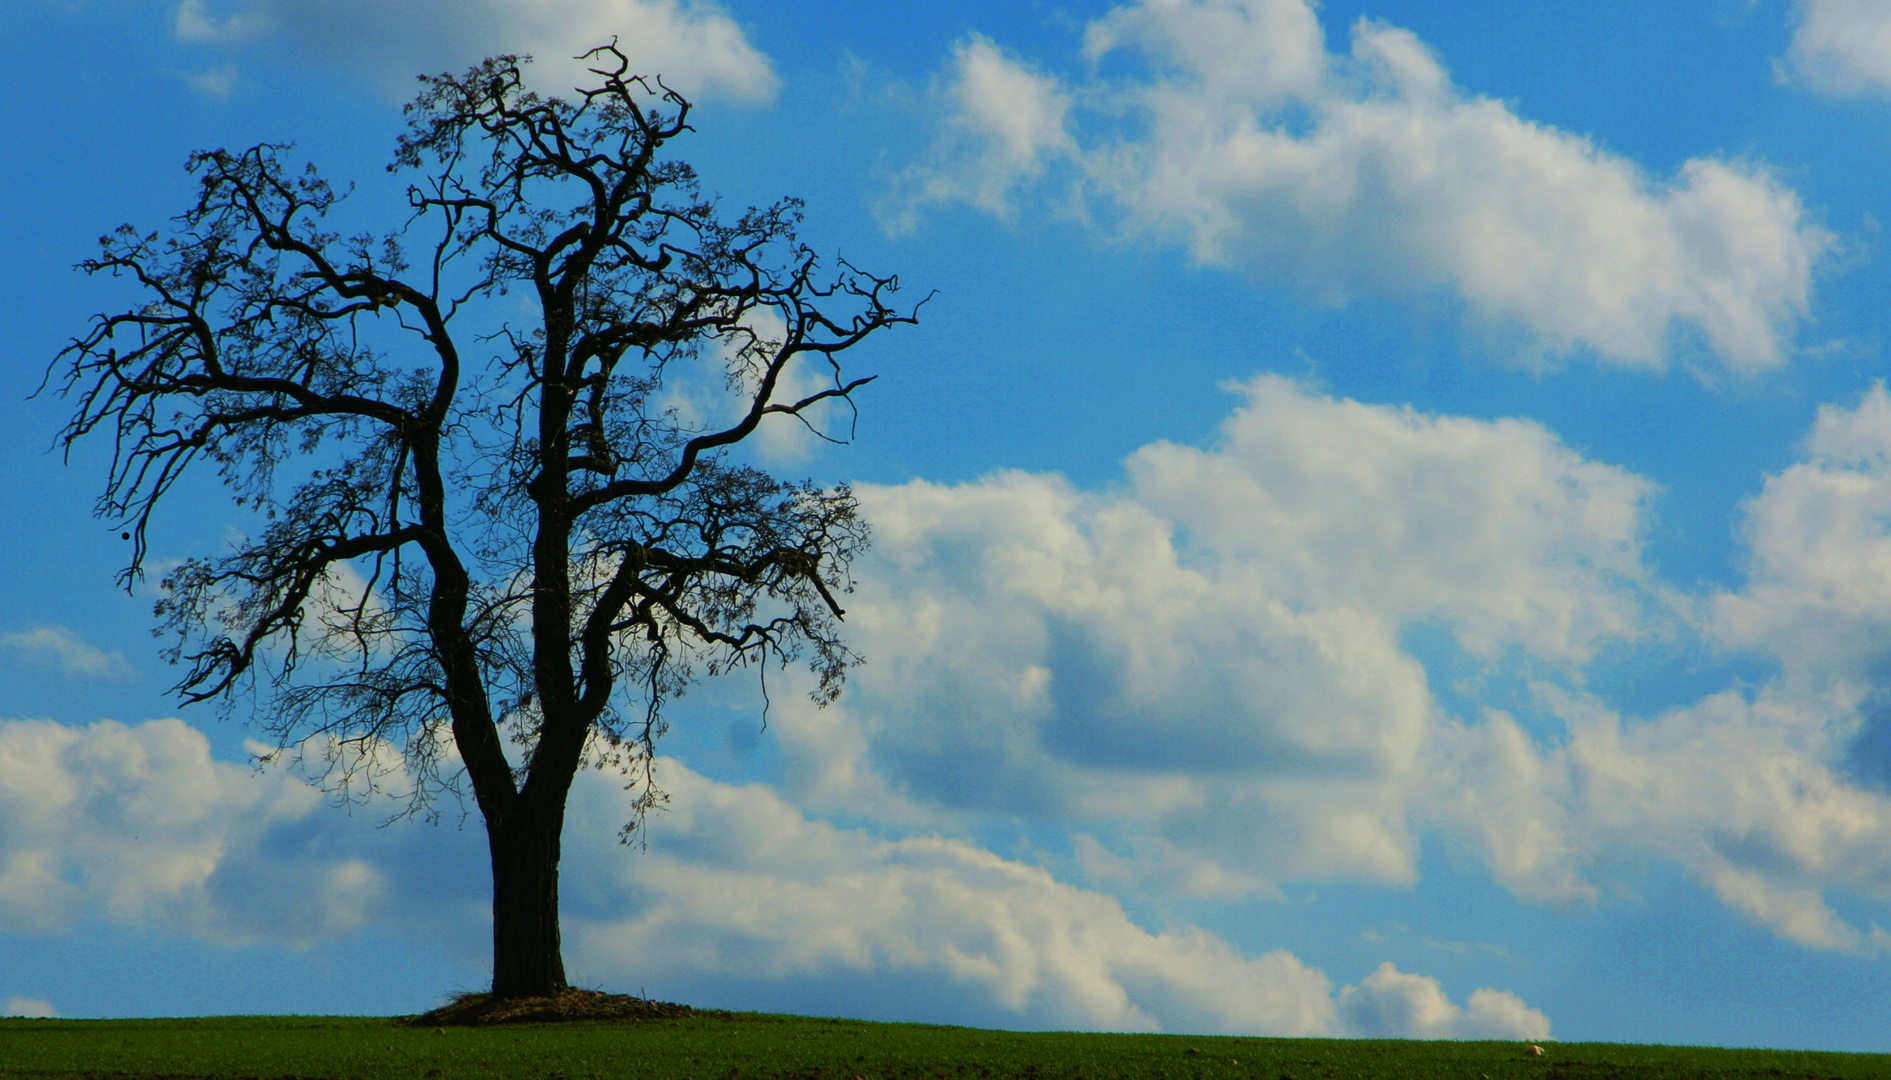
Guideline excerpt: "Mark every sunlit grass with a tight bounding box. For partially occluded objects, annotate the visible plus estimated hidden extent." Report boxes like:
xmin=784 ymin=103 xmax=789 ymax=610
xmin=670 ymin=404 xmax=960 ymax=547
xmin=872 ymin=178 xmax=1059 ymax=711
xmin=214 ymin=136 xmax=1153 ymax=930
xmin=2 ymin=1013 xmax=1885 ymax=1079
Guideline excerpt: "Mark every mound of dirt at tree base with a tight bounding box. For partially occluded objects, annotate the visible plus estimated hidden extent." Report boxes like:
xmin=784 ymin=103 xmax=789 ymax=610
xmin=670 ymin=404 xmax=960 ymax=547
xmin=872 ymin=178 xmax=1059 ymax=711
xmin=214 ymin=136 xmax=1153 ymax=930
xmin=406 ymin=988 xmax=706 ymax=1026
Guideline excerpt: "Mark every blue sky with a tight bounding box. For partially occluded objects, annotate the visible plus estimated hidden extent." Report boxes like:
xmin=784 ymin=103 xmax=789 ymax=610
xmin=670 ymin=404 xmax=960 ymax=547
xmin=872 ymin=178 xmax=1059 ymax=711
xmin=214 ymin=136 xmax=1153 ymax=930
xmin=5 ymin=0 xmax=1891 ymax=1052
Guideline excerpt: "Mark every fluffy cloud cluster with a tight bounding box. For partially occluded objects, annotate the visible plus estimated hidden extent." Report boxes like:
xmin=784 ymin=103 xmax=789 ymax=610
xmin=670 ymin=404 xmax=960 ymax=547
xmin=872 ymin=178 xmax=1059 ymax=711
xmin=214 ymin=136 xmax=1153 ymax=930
xmin=741 ymin=375 xmax=1891 ymax=953
xmin=1782 ymin=0 xmax=1891 ymax=97
xmin=902 ymin=35 xmax=1076 ymax=221
xmin=172 ymin=0 xmax=778 ymax=103
xmin=1713 ymin=384 xmax=1891 ymax=684
xmin=1338 ymin=962 xmax=1547 ymax=1040
xmin=772 ymin=376 xmax=1660 ymax=890
xmin=23 ymin=379 xmax=1891 ymax=1011
xmin=1431 ymin=688 xmax=1891 ymax=951
xmin=0 ymin=718 xmax=391 ymax=945
xmin=569 ymin=761 xmax=1346 ymax=1034
xmin=565 ymin=759 xmax=1551 ymax=1036
xmin=0 ymin=714 xmax=1547 ymax=1037
xmin=897 ymin=0 xmax=1831 ymax=373
xmin=1458 ymin=382 xmax=1891 ymax=949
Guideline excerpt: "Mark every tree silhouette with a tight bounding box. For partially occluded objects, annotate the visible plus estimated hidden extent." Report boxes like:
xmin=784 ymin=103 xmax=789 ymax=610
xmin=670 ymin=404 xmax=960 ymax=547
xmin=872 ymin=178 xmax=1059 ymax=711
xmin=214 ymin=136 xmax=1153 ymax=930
xmin=50 ymin=46 xmax=917 ymax=999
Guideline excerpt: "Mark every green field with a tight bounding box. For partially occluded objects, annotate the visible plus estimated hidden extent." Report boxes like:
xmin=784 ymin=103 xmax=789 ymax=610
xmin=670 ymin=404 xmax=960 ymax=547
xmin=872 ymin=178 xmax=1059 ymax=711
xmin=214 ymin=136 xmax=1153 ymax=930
xmin=1 ymin=1013 xmax=1885 ymax=1080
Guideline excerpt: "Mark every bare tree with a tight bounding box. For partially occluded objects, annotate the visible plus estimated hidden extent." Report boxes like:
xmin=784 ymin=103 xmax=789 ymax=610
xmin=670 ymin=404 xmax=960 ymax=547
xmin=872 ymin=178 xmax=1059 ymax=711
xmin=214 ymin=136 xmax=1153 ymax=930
xmin=48 ymin=47 xmax=918 ymax=999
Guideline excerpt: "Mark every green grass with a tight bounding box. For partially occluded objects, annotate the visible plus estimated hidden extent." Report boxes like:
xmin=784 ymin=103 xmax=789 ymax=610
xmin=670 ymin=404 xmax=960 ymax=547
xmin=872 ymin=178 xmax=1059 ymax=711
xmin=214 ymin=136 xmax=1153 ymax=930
xmin=1 ymin=1013 xmax=1886 ymax=1080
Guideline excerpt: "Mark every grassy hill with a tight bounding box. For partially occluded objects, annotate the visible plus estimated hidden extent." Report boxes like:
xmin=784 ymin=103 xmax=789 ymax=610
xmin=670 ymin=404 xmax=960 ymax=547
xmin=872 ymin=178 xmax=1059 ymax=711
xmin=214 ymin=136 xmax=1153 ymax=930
xmin=2 ymin=1012 xmax=1886 ymax=1080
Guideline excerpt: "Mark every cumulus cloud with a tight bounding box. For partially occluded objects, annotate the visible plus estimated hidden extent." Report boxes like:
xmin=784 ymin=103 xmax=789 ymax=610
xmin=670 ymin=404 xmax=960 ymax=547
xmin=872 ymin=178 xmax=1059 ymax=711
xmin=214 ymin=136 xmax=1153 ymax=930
xmin=887 ymin=36 xmax=1076 ymax=229
xmin=766 ymin=375 xmax=1660 ymax=892
xmin=27 ymin=377 xmax=1891 ymax=972
xmin=1497 ymin=383 xmax=1891 ymax=941
xmin=1127 ymin=376 xmax=1659 ymax=661
xmin=1429 ymin=685 xmax=1891 ymax=951
xmin=170 ymin=0 xmax=778 ymax=103
xmin=27 ymin=385 xmax=1891 ymax=990
xmin=567 ymin=759 xmax=1561 ymax=1034
xmin=1337 ymin=962 xmax=1548 ymax=1039
xmin=1366 ymin=385 xmax=1891 ymax=949
xmin=0 ymin=718 xmax=401 ymax=945
xmin=1782 ymin=0 xmax=1891 ymax=97
xmin=569 ymin=760 xmax=1345 ymax=1033
xmin=1423 ymin=383 xmax=1891 ymax=946
xmin=1 ymin=625 xmax=135 ymax=681
xmin=1713 ymin=383 xmax=1891 ymax=683
xmin=0 ymin=714 xmax=1554 ymax=1035
xmin=729 ymin=374 xmax=1891 ymax=953
xmin=896 ymin=0 xmax=1831 ymax=374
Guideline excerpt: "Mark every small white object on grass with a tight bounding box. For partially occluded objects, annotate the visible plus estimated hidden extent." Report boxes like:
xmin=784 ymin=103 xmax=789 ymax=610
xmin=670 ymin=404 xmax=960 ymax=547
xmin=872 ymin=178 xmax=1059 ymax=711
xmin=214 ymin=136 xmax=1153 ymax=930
xmin=1528 ymin=1044 xmax=1546 ymax=1056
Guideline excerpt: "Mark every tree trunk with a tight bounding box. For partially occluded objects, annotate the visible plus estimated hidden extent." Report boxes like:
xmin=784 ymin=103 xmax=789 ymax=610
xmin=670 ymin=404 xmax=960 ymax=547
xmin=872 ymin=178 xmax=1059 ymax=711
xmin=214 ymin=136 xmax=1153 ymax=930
xmin=488 ymin=805 xmax=569 ymax=998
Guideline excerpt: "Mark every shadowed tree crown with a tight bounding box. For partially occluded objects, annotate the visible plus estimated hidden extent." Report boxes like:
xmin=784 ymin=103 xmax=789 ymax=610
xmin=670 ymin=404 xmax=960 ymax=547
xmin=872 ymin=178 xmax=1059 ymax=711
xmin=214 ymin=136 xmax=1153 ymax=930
xmin=50 ymin=45 xmax=918 ymax=998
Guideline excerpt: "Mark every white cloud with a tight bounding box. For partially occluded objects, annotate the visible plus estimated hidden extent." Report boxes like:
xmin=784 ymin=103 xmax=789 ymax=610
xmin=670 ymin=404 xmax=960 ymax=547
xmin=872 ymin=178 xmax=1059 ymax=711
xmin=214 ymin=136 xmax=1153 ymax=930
xmin=3 ymin=996 xmax=56 ymax=1019
xmin=740 ymin=375 xmax=1891 ymax=953
xmin=170 ymin=0 xmax=778 ymax=103
xmin=0 ymin=718 xmax=393 ymax=945
xmin=1782 ymin=0 xmax=1891 ymax=97
xmin=174 ymin=0 xmax=269 ymax=43
xmin=26 ymin=383 xmax=1891 ymax=987
xmin=887 ymin=36 xmax=1076 ymax=230
xmin=182 ymin=64 xmax=239 ymax=98
xmin=767 ymin=376 xmax=1660 ymax=891
xmin=898 ymin=0 xmax=1831 ymax=374
xmin=569 ymin=760 xmax=1346 ymax=1034
xmin=1128 ymin=376 xmax=1660 ymax=662
xmin=1713 ymin=383 xmax=1891 ymax=684
xmin=1423 ymin=710 xmax=1591 ymax=905
xmin=19 ymin=378 xmax=1870 ymax=969
xmin=1 ymin=625 xmax=135 ymax=681
xmin=568 ymin=758 xmax=1553 ymax=1035
xmin=0 ymin=714 xmax=1554 ymax=1036
xmin=1701 ymin=861 xmax=1865 ymax=953
xmin=1572 ymin=382 xmax=1891 ymax=946
xmin=1429 ymin=685 xmax=1891 ymax=951
xmin=1337 ymin=961 xmax=1549 ymax=1040
xmin=1411 ymin=385 xmax=1891 ymax=949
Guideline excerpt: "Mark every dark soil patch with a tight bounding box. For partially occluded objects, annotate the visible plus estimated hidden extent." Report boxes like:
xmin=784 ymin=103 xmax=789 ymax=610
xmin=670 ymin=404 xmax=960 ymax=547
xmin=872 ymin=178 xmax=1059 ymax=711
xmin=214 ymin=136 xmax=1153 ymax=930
xmin=403 ymin=988 xmax=704 ymax=1026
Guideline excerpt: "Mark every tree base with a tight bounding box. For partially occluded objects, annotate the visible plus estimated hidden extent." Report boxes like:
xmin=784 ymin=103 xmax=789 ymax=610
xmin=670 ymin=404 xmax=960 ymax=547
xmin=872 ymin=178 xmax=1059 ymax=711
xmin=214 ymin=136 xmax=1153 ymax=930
xmin=404 ymin=988 xmax=699 ymax=1026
